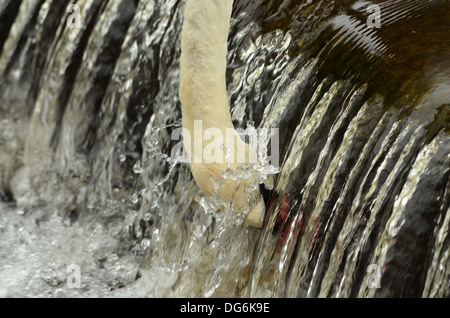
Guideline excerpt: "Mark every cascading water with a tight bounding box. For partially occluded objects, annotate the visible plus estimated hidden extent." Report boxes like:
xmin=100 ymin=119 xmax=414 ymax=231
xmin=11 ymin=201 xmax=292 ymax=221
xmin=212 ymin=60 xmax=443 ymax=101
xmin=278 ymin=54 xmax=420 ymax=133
xmin=0 ymin=0 xmax=448 ymax=298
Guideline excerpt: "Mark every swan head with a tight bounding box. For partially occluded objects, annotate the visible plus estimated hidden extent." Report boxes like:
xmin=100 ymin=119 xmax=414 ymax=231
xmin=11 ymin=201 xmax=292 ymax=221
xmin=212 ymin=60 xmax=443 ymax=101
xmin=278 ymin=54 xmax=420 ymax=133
xmin=185 ymin=129 xmax=268 ymax=228
xmin=189 ymin=160 xmax=266 ymax=228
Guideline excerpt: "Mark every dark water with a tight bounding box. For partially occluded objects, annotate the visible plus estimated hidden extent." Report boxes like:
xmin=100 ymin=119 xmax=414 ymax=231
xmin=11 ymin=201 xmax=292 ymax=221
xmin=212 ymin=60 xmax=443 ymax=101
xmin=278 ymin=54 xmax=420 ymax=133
xmin=0 ymin=0 xmax=448 ymax=297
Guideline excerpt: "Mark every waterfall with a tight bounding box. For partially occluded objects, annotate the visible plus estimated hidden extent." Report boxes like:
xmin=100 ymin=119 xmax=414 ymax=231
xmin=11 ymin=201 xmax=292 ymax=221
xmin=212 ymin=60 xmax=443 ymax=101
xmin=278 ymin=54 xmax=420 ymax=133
xmin=0 ymin=0 xmax=448 ymax=298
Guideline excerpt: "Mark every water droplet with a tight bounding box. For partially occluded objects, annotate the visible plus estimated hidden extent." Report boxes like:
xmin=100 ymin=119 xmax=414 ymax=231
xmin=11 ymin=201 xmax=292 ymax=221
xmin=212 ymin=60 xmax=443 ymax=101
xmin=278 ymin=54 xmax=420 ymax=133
xmin=119 ymin=154 xmax=126 ymax=162
xmin=133 ymin=160 xmax=143 ymax=174
xmin=141 ymin=238 xmax=150 ymax=249
xmin=131 ymin=194 xmax=139 ymax=204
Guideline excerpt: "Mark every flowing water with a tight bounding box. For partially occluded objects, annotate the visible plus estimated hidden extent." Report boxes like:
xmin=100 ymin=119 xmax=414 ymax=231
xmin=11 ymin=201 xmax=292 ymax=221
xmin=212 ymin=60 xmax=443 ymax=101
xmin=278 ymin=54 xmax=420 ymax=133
xmin=0 ymin=0 xmax=449 ymax=298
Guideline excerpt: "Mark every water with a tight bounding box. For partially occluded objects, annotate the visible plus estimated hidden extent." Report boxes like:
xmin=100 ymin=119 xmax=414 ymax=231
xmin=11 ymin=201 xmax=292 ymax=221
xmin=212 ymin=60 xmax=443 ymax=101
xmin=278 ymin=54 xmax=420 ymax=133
xmin=0 ymin=0 xmax=449 ymax=298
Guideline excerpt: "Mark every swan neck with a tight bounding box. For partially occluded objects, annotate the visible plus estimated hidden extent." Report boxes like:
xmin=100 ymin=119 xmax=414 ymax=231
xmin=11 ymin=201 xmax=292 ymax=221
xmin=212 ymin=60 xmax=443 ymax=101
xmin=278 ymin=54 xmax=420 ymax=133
xmin=179 ymin=0 xmax=234 ymax=124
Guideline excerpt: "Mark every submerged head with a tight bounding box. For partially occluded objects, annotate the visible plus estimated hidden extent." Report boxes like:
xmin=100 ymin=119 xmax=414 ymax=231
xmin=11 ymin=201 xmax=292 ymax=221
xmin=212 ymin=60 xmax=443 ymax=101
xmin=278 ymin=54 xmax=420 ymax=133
xmin=187 ymin=132 xmax=267 ymax=228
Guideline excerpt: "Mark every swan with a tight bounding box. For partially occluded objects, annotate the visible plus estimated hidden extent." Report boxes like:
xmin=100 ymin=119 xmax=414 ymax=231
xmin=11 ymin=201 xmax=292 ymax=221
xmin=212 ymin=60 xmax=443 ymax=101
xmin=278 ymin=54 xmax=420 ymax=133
xmin=179 ymin=0 xmax=266 ymax=227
